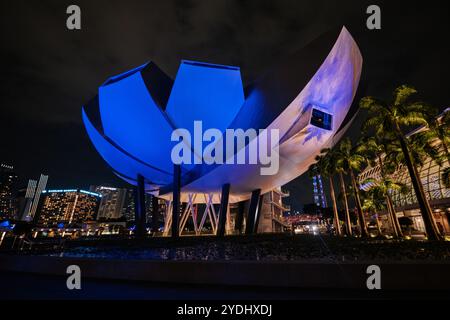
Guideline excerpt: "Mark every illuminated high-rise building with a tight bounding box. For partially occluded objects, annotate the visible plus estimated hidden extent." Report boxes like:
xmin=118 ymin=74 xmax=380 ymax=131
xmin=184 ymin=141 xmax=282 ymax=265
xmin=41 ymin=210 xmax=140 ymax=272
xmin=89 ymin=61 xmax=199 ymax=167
xmin=17 ymin=174 xmax=48 ymax=222
xmin=37 ymin=189 xmax=101 ymax=227
xmin=29 ymin=174 xmax=48 ymax=220
xmin=122 ymin=189 xmax=136 ymax=222
xmin=90 ymin=186 xmax=127 ymax=220
xmin=312 ymin=175 xmax=327 ymax=208
xmin=0 ymin=164 xmax=18 ymax=220
xmin=121 ymin=189 xmax=165 ymax=228
xmin=17 ymin=179 xmax=37 ymax=221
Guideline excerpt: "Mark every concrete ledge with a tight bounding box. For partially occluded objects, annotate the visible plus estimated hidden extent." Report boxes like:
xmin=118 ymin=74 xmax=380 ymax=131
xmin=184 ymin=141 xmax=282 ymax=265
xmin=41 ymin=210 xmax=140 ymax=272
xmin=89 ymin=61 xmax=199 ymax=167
xmin=1 ymin=255 xmax=449 ymax=290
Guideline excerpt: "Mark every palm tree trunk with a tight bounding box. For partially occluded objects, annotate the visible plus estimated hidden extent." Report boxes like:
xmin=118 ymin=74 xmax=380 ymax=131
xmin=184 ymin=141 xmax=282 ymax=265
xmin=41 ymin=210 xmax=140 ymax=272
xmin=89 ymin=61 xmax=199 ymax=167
xmin=385 ymin=196 xmax=399 ymax=237
xmin=377 ymin=155 xmax=402 ymax=238
xmin=374 ymin=211 xmax=382 ymax=236
xmin=350 ymin=169 xmax=369 ymax=237
xmin=386 ymin=194 xmax=403 ymax=237
xmin=329 ymin=176 xmax=341 ymax=236
xmin=396 ymin=125 xmax=442 ymax=240
xmin=339 ymin=172 xmax=352 ymax=236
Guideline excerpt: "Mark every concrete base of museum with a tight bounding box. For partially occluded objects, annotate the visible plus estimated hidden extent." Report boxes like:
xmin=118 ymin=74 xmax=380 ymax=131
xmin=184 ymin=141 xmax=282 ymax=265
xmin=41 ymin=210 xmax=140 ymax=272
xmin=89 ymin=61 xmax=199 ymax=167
xmin=1 ymin=255 xmax=449 ymax=290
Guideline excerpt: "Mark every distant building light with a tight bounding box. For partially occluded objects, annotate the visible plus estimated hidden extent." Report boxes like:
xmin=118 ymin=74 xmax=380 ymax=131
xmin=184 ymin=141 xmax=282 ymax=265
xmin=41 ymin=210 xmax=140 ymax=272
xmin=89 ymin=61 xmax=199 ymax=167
xmin=98 ymin=186 xmax=117 ymax=191
xmin=43 ymin=189 xmax=78 ymax=194
xmin=42 ymin=189 xmax=102 ymax=197
xmin=80 ymin=190 xmax=102 ymax=197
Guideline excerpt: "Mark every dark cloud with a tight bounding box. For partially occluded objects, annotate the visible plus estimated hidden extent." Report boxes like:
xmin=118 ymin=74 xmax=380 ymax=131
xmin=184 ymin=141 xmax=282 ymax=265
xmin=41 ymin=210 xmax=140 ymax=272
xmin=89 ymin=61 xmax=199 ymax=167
xmin=1 ymin=0 xmax=449 ymax=209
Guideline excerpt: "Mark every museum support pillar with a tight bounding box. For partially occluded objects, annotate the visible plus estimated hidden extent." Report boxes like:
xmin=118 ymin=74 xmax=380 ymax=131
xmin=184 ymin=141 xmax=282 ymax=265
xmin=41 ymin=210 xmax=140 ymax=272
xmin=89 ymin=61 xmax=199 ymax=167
xmin=172 ymin=165 xmax=181 ymax=238
xmin=134 ymin=174 xmax=146 ymax=238
xmin=217 ymin=183 xmax=230 ymax=237
xmin=245 ymin=189 xmax=261 ymax=235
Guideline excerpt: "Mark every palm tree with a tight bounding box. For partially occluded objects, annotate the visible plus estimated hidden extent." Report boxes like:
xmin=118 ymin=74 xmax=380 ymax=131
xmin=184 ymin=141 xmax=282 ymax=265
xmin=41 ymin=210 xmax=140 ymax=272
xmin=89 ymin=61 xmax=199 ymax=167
xmin=357 ymin=135 xmax=403 ymax=237
xmin=309 ymin=150 xmax=342 ymax=236
xmin=335 ymin=138 xmax=368 ymax=237
xmin=333 ymin=155 xmax=353 ymax=237
xmin=386 ymin=121 xmax=444 ymax=234
xmin=336 ymin=178 xmax=353 ymax=236
xmin=429 ymin=108 xmax=450 ymax=161
xmin=323 ymin=150 xmax=343 ymax=237
xmin=362 ymin=177 xmax=409 ymax=237
xmin=361 ymin=188 xmax=385 ymax=237
xmin=413 ymin=109 xmax=450 ymax=188
xmin=361 ymin=85 xmax=442 ymax=240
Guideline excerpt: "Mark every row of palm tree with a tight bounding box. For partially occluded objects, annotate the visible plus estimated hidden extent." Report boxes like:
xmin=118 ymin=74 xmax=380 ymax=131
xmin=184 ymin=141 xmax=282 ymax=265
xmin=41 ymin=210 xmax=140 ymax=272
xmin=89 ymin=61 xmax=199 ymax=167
xmin=309 ymin=85 xmax=449 ymax=241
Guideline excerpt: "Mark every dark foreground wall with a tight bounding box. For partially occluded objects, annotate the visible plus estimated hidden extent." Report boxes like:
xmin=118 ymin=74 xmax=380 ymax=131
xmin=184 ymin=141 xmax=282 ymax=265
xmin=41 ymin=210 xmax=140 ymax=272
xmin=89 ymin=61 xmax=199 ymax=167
xmin=1 ymin=255 xmax=449 ymax=290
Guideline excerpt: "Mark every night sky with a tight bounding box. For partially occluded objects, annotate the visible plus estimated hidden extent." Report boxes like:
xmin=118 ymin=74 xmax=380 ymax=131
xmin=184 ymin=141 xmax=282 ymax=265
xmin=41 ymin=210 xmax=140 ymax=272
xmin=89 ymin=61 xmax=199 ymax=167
xmin=1 ymin=0 xmax=449 ymax=211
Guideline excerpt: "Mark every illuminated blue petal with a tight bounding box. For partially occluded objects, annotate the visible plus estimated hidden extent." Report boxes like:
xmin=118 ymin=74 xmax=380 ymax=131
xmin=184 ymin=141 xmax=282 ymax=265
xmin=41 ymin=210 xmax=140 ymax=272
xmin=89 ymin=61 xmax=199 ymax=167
xmin=166 ymin=60 xmax=245 ymax=135
xmin=98 ymin=68 xmax=176 ymax=174
xmin=82 ymin=108 xmax=172 ymax=185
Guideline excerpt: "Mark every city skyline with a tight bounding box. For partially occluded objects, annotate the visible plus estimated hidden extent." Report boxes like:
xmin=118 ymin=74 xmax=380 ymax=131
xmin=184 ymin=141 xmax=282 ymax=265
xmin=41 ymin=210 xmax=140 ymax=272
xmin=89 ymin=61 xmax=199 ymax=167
xmin=1 ymin=1 xmax=450 ymax=210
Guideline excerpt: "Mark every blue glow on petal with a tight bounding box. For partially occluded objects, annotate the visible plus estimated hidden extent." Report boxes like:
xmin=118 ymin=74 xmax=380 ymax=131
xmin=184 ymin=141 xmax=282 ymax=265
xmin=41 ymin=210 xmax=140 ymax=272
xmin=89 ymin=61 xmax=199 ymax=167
xmin=82 ymin=108 xmax=173 ymax=185
xmin=99 ymin=72 xmax=176 ymax=173
xmin=166 ymin=60 xmax=245 ymax=137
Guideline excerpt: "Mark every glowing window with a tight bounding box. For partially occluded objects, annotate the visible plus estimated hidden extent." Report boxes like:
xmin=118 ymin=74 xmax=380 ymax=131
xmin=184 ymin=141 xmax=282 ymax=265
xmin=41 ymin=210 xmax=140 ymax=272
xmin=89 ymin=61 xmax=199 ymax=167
xmin=310 ymin=108 xmax=332 ymax=130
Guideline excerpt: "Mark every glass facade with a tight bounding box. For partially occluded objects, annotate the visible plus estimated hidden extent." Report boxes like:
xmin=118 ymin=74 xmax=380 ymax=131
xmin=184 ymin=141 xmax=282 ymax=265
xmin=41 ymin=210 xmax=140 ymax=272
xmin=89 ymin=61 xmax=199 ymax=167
xmin=390 ymin=150 xmax=449 ymax=207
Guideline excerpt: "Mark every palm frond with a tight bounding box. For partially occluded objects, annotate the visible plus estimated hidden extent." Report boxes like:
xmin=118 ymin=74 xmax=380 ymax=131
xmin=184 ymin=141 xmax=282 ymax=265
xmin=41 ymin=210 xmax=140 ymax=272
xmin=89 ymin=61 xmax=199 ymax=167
xmin=393 ymin=85 xmax=417 ymax=106
xmin=360 ymin=96 xmax=388 ymax=113
xmin=398 ymin=112 xmax=429 ymax=127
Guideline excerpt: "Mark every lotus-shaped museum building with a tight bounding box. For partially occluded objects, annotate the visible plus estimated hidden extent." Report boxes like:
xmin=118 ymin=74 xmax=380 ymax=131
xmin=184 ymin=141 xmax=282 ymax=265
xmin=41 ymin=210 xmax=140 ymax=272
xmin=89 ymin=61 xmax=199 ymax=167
xmin=82 ymin=27 xmax=362 ymax=208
